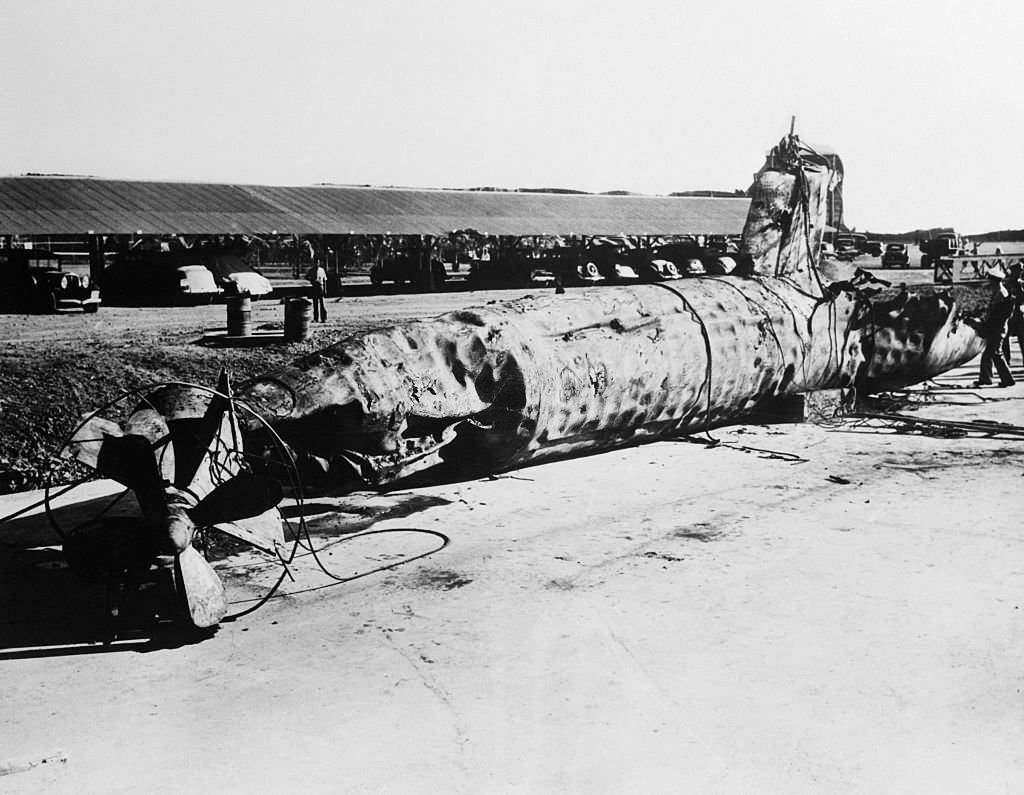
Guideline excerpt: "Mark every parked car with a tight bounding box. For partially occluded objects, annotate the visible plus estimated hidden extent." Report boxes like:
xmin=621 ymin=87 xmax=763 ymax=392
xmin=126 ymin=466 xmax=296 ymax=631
xmin=525 ymin=266 xmax=557 ymax=287
xmin=0 ymin=248 xmax=100 ymax=313
xmin=176 ymin=265 xmax=222 ymax=300
xmin=880 ymin=242 xmax=910 ymax=269
xmin=584 ymin=244 xmax=640 ymax=283
xmin=865 ymin=240 xmax=884 ymax=257
xmin=704 ymin=235 xmax=740 ymax=254
xmin=648 ymin=241 xmax=713 ymax=276
xmin=834 ymin=235 xmax=861 ymax=261
xmin=102 ymin=252 xmax=221 ymax=305
xmin=628 ymin=252 xmax=683 ymax=281
xmin=203 ymin=254 xmax=273 ymax=297
xmin=539 ymin=248 xmax=605 ymax=286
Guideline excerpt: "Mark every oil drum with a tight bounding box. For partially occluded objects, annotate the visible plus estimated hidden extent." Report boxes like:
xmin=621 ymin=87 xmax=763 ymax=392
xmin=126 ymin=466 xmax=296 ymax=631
xmin=284 ymin=297 xmax=312 ymax=341
xmin=226 ymin=294 xmax=252 ymax=337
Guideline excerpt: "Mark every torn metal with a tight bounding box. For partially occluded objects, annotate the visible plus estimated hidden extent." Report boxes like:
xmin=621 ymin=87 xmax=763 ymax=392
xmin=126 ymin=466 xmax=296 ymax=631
xmin=239 ymin=135 xmax=989 ymax=490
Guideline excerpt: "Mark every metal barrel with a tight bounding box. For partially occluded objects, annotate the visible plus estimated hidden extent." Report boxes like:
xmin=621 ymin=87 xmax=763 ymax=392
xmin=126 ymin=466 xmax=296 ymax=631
xmin=284 ymin=297 xmax=313 ymax=341
xmin=226 ymin=294 xmax=252 ymax=337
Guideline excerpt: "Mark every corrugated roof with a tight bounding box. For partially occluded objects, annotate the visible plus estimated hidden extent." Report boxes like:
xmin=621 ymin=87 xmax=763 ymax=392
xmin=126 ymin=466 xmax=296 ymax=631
xmin=0 ymin=177 xmax=750 ymax=237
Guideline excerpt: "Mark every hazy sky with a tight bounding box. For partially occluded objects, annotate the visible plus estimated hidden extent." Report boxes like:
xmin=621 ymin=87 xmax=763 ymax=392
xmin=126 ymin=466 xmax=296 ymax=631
xmin=2 ymin=0 xmax=1021 ymax=233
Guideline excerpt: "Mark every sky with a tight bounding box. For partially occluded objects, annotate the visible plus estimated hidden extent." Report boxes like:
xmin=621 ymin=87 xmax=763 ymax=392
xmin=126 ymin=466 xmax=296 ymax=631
xmin=1 ymin=0 xmax=1022 ymax=234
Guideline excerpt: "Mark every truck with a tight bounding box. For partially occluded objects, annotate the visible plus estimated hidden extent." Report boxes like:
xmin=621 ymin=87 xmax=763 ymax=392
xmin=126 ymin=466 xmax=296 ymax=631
xmin=919 ymin=232 xmax=963 ymax=269
xmin=834 ymin=233 xmax=863 ymax=260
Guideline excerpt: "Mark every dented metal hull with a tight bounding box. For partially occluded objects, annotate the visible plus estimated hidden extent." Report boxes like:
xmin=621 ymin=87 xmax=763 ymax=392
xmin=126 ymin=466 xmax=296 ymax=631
xmin=239 ymin=279 xmax=983 ymax=490
xmin=860 ymin=287 xmax=986 ymax=392
xmin=237 ymin=134 xmax=988 ymax=491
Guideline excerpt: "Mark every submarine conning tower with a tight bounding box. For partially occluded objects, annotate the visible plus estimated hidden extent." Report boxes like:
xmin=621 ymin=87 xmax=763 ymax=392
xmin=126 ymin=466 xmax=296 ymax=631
xmin=740 ymin=134 xmax=843 ymax=297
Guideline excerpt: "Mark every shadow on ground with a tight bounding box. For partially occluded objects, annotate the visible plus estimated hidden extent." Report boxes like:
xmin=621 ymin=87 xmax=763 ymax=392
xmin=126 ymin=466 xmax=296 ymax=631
xmin=0 ymin=489 xmax=450 ymax=659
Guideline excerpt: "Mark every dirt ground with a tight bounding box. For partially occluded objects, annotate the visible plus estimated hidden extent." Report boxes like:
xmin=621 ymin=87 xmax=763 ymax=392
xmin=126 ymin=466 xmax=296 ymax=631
xmin=1 ymin=258 xmax=1023 ymax=792
xmin=0 ymin=285 xmax=551 ymax=492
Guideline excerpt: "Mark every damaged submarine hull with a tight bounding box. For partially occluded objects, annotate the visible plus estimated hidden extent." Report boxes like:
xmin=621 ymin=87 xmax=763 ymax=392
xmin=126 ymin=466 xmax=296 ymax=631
xmin=239 ymin=136 xmax=987 ymax=491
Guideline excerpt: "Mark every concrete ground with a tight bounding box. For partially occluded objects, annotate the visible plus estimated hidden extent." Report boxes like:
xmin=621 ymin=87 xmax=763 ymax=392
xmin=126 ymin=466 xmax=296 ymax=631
xmin=2 ymin=359 xmax=1023 ymax=793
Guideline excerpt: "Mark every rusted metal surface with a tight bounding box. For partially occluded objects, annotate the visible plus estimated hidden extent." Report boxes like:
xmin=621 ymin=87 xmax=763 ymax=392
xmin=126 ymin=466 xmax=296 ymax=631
xmin=741 ymin=137 xmax=838 ymax=294
xmin=859 ymin=287 xmax=986 ymax=392
xmin=240 ymin=279 xmax=863 ymax=487
xmin=237 ymin=134 xmax=989 ymax=491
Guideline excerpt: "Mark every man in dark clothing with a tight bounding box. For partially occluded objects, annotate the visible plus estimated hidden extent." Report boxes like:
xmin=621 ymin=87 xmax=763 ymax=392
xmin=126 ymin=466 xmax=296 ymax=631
xmin=1001 ymin=265 xmax=1024 ymax=365
xmin=977 ymin=273 xmax=1015 ymax=387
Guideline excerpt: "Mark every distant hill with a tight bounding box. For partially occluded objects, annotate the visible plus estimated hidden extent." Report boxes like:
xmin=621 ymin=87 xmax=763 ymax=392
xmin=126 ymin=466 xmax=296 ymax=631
xmin=860 ymin=227 xmax=1024 ymax=243
xmin=516 ymin=187 xmax=591 ymax=195
xmin=968 ymin=229 xmax=1024 ymax=242
xmin=452 ymin=186 xmax=748 ymax=197
xmin=670 ymin=189 xmax=749 ymax=198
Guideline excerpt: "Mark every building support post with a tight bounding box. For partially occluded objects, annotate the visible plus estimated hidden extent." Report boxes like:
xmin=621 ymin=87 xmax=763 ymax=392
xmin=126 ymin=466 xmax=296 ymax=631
xmin=424 ymin=235 xmax=435 ymax=291
xmin=87 ymin=232 xmax=104 ymax=284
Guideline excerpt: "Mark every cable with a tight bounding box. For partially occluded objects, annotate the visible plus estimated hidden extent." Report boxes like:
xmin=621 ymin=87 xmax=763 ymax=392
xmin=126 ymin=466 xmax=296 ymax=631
xmin=704 ymin=276 xmax=788 ymax=365
xmin=648 ymin=280 xmax=717 ymax=442
xmin=853 ymin=411 xmax=1024 ymax=439
xmin=222 ymin=525 xmax=451 ymax=618
xmin=673 ymin=435 xmax=808 ymax=463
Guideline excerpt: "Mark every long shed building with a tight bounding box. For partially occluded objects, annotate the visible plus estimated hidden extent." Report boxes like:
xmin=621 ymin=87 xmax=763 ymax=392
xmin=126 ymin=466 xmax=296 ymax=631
xmin=0 ymin=177 xmax=750 ymax=237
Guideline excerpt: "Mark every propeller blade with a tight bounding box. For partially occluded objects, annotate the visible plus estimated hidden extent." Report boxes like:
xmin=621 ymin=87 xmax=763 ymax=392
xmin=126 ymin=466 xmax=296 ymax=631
xmin=182 ymin=372 xmax=246 ymax=499
xmin=214 ymin=508 xmax=286 ymax=554
xmin=96 ymin=437 xmax=166 ymax=506
xmin=63 ymin=417 xmax=164 ymax=505
xmin=190 ymin=473 xmax=282 ymax=527
xmin=124 ymin=407 xmax=175 ymax=485
xmin=174 ymin=545 xmax=227 ymax=628
xmin=141 ymin=374 xmax=244 ymax=495
xmin=63 ymin=414 xmax=123 ymax=470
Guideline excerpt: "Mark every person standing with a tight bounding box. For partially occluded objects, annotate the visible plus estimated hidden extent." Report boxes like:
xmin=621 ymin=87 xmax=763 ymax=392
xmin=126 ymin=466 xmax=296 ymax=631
xmin=308 ymin=260 xmax=328 ymax=322
xmin=1002 ymin=264 xmax=1024 ymax=365
xmin=977 ymin=270 xmax=1015 ymax=387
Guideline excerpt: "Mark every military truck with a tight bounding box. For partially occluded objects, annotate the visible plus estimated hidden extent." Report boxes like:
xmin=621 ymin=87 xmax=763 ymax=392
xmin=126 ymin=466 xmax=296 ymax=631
xmin=919 ymin=232 xmax=963 ymax=269
xmin=834 ymin=234 xmax=862 ymax=261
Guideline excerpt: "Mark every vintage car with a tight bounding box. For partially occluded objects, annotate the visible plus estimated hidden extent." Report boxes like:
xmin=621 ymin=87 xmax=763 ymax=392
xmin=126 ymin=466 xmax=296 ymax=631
xmin=102 ymin=253 xmax=221 ymax=305
xmin=705 ymin=235 xmax=740 ymax=254
xmin=628 ymin=252 xmax=683 ymax=281
xmin=538 ymin=247 xmax=606 ymax=286
xmin=0 ymin=248 xmax=100 ymax=313
xmin=584 ymin=244 xmax=640 ymax=283
xmin=834 ymin=234 xmax=862 ymax=261
xmin=648 ymin=241 xmax=733 ymax=276
xmin=203 ymin=254 xmax=273 ymax=297
xmin=881 ymin=242 xmax=910 ymax=269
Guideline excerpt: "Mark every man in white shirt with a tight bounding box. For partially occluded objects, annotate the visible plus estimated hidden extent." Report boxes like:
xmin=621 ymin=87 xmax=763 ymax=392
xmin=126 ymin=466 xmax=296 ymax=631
xmin=308 ymin=261 xmax=328 ymax=322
